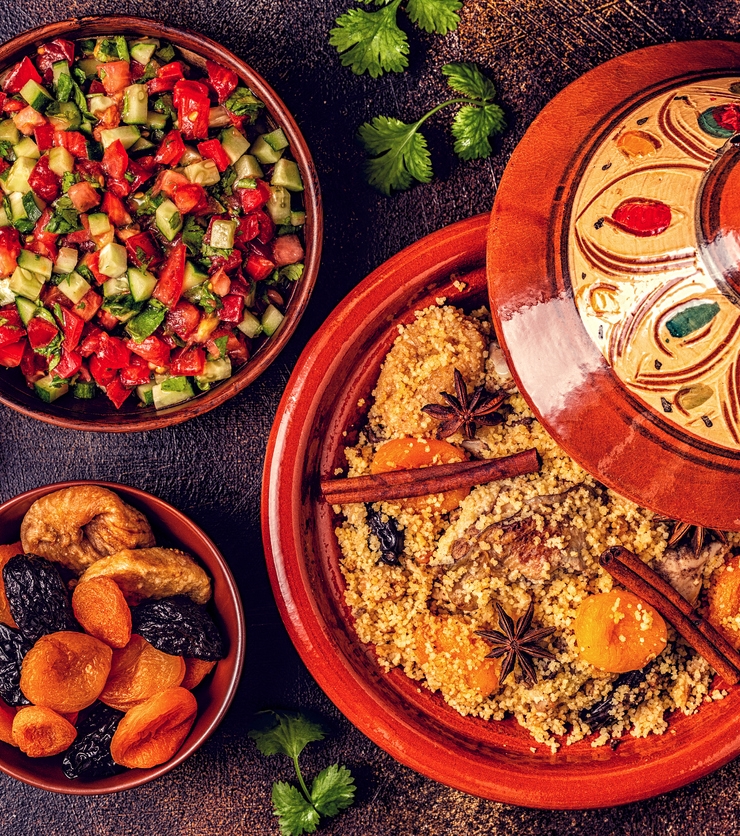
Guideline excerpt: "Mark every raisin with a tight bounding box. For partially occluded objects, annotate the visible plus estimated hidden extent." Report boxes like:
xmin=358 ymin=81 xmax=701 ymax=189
xmin=72 ymin=577 xmax=132 ymax=648
xmin=366 ymin=506 xmax=404 ymax=566
xmin=61 ymin=703 xmax=125 ymax=780
xmin=131 ymin=596 xmax=224 ymax=661
xmin=3 ymin=554 xmax=77 ymax=644
xmin=12 ymin=705 xmax=77 ymax=757
xmin=0 ymin=622 xmax=31 ymax=706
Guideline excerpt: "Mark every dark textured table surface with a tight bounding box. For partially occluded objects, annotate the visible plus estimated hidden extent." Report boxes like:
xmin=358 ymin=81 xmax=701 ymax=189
xmin=1 ymin=1 xmax=740 ymax=834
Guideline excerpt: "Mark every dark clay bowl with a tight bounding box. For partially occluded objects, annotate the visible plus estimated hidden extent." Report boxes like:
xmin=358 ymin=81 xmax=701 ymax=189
xmin=261 ymin=214 xmax=740 ymax=808
xmin=0 ymin=480 xmax=245 ymax=794
xmin=0 ymin=16 xmax=322 ymax=432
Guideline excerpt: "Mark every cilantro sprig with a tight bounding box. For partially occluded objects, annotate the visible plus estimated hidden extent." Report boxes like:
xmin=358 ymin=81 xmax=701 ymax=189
xmin=358 ymin=62 xmax=506 ymax=194
xmin=330 ymin=0 xmax=462 ymax=78
xmin=249 ymin=712 xmax=356 ymax=836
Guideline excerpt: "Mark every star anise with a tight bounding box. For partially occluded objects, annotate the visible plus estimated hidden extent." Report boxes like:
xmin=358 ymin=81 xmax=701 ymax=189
xmin=475 ymin=602 xmax=556 ymax=687
xmin=657 ymin=517 xmax=728 ymax=557
xmin=421 ymin=368 xmax=506 ymax=440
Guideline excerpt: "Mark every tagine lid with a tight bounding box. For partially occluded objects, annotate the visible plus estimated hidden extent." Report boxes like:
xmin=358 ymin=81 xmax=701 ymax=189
xmin=487 ymin=40 xmax=740 ymax=531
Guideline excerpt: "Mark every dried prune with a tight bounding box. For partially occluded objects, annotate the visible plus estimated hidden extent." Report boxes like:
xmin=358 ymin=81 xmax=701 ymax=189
xmin=3 ymin=554 xmax=77 ymax=644
xmin=100 ymin=635 xmax=185 ymax=712
xmin=0 ymin=622 xmax=31 ymax=706
xmin=61 ymin=703 xmax=125 ymax=780
xmin=13 ymin=705 xmax=77 ymax=757
xmin=72 ymin=577 xmax=132 ymax=648
xmin=131 ymin=596 xmax=224 ymax=661
xmin=20 ymin=631 xmax=112 ymax=713
xmin=366 ymin=506 xmax=404 ymax=566
xmin=110 ymin=687 xmax=197 ymax=768
xmin=181 ymin=658 xmax=216 ymax=690
xmin=0 ymin=697 xmax=17 ymax=746
xmin=0 ymin=542 xmax=22 ymax=628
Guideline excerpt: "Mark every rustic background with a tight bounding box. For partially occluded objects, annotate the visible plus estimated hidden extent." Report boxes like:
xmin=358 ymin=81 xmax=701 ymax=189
xmin=1 ymin=1 xmax=740 ymax=833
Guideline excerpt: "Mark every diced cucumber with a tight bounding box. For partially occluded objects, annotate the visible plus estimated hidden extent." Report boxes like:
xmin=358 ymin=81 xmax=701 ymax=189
xmin=20 ymin=79 xmax=53 ymax=113
xmin=73 ymin=380 xmax=97 ymax=399
xmin=53 ymin=246 xmax=79 ymax=275
xmin=237 ymin=309 xmax=262 ymax=339
xmin=261 ymin=304 xmax=284 ymax=337
xmin=183 ymin=159 xmax=220 ymax=186
xmin=155 ymin=199 xmax=182 ymax=241
xmin=9 ymin=192 xmax=42 ymax=232
xmin=137 ymin=382 xmax=154 ymax=406
xmin=12 ymin=137 xmax=39 ymax=161
xmin=18 ymin=249 xmax=53 ymax=280
xmin=98 ymin=242 xmax=128 ymax=278
xmin=45 ymin=101 xmax=81 ymax=131
xmin=57 ymin=271 xmax=91 ymax=304
xmin=271 ymin=158 xmax=304 ymax=192
xmin=209 ymin=219 xmax=236 ymax=250
xmin=122 ymin=85 xmax=148 ymax=125
xmin=77 ymin=56 xmax=103 ymax=78
xmin=152 ymin=376 xmax=195 ymax=409
xmin=290 ymin=210 xmax=306 ymax=227
xmin=129 ymin=137 xmax=155 ymax=154
xmin=195 ymin=357 xmax=232 ymax=389
xmin=48 ymin=146 xmax=75 ymax=177
xmin=103 ymin=274 xmax=130 ymax=297
xmin=88 ymin=94 xmax=116 ymax=117
xmin=145 ymin=111 xmax=168 ymax=130
xmin=126 ymin=300 xmax=167 ymax=341
xmin=179 ymin=145 xmax=202 ymax=166
xmin=128 ymin=267 xmax=158 ymax=302
xmin=99 ymin=126 xmax=141 ymax=150
xmin=0 ymin=278 xmax=14 ymax=305
xmin=0 ymin=120 xmax=19 ymax=145
xmin=87 ymin=212 xmax=111 ymax=239
xmin=183 ymin=260 xmax=208 ymax=292
xmin=263 ymin=128 xmax=289 ymax=152
xmin=129 ymin=39 xmax=159 ymax=65
xmin=0 ymin=206 xmax=8 ymax=229
xmin=220 ymin=127 xmax=250 ymax=164
xmin=6 ymin=157 xmax=38 ymax=194
xmin=233 ymin=154 xmax=264 ymax=180
xmin=51 ymin=60 xmax=70 ymax=86
xmin=9 ymin=267 xmax=44 ymax=301
xmin=34 ymin=374 xmax=68 ymax=403
xmin=266 ymin=186 xmax=291 ymax=225
xmin=15 ymin=295 xmax=39 ymax=326
xmin=250 ymin=135 xmax=283 ymax=165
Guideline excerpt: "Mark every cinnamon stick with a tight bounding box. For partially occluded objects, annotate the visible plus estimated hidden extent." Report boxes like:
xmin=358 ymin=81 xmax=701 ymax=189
xmin=321 ymin=448 xmax=540 ymax=505
xmin=600 ymin=546 xmax=740 ymax=686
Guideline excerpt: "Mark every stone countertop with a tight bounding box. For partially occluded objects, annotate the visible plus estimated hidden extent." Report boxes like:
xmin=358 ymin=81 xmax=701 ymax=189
xmin=1 ymin=1 xmax=739 ymax=833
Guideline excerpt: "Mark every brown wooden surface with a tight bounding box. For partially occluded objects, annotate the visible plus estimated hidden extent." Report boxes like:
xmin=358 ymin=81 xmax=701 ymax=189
xmin=1 ymin=0 xmax=740 ymax=833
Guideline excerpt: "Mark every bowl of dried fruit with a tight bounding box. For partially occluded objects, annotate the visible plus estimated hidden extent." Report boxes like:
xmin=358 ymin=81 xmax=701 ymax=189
xmin=0 ymin=480 xmax=244 ymax=794
xmin=0 ymin=16 xmax=321 ymax=431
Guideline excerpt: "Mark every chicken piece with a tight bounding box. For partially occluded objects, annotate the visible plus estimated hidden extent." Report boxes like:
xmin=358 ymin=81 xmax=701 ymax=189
xmin=21 ymin=486 xmax=155 ymax=574
xmin=653 ymin=541 xmax=723 ymax=605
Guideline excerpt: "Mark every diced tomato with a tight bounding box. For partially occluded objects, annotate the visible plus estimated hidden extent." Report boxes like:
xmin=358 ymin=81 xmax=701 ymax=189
xmin=106 ymin=178 xmax=131 ymax=198
xmin=165 ymin=299 xmax=201 ymax=340
xmin=160 ymin=62 xmax=187 ymax=81
xmin=54 ymin=348 xmax=82 ymax=379
xmin=57 ymin=307 xmax=84 ymax=351
xmin=210 ymin=268 xmax=231 ymax=297
xmin=154 ymin=130 xmax=186 ymax=166
xmin=30 ymin=209 xmax=58 ymax=261
xmin=172 ymin=183 xmax=206 ymax=214
xmin=154 ymin=168 xmax=189 ymax=198
xmin=238 ymin=179 xmax=271 ymax=214
xmin=125 ymin=231 xmax=162 ymax=269
xmin=99 ymin=61 xmax=131 ymax=95
xmin=68 ymin=181 xmax=101 ymax=213
xmin=220 ymin=294 xmax=244 ymax=323
xmin=96 ymin=309 xmax=120 ymax=331
xmin=169 ymin=346 xmax=205 ymax=376
xmin=74 ymin=289 xmax=103 ymax=322
xmin=127 ymin=159 xmax=155 ymax=192
xmin=13 ymin=106 xmax=47 ymax=136
xmin=253 ymin=209 xmax=275 ymax=244
xmin=34 ymin=123 xmax=55 ymax=152
xmin=152 ymin=242 xmax=186 ymax=308
xmin=130 ymin=60 xmax=146 ymax=81
xmin=126 ymin=334 xmax=170 ymax=366
xmin=101 ymin=191 xmax=132 ymax=227
xmin=272 ymin=234 xmax=305 ymax=267
xmin=88 ymin=80 xmax=105 ymax=95
xmin=147 ymin=77 xmax=176 ymax=95
xmin=177 ymin=92 xmax=210 ymax=140
xmin=147 ymin=61 xmax=185 ymax=94
xmin=28 ymin=155 xmax=61 ymax=202
xmin=236 ymin=213 xmax=260 ymax=244
xmin=89 ymin=354 xmax=117 ymax=386
xmin=27 ymin=318 xmax=59 ymax=350
xmin=207 ymin=246 xmax=242 ymax=276
xmin=0 ymin=228 xmax=21 ymax=278
xmin=119 ymin=355 xmax=151 ymax=387
xmin=79 ymin=326 xmax=103 ymax=357
xmin=106 ymin=376 xmax=133 ymax=409
xmin=96 ymin=333 xmax=130 ymax=368
xmin=75 ymin=158 xmax=104 ymax=183
xmin=2 ymin=57 xmax=42 ymax=94
xmin=63 ymin=228 xmax=91 ymax=247
xmin=225 ymin=330 xmax=249 ymax=364
xmin=0 ymin=307 xmax=22 ymax=329
xmin=0 ymin=158 xmax=7 ymax=176
xmin=197 ymin=138 xmax=230 ymax=172
xmin=20 ymin=339 xmax=44 ymax=378
xmin=79 ymin=251 xmax=107 ymax=285
xmin=0 ymin=340 xmax=26 ymax=368
xmin=53 ymin=130 xmax=88 ymax=158
xmin=0 ymin=319 xmax=25 ymax=347
xmin=173 ymin=80 xmax=210 ymax=108
xmin=205 ymin=60 xmax=238 ymax=105
xmin=245 ymin=251 xmax=275 ymax=281
xmin=101 ymin=139 xmax=129 ymax=181
xmin=93 ymin=104 xmax=121 ymax=139
xmin=35 ymin=39 xmax=75 ymax=82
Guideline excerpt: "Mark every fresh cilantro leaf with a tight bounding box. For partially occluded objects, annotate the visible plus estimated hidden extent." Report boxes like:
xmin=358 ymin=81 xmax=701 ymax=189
xmin=161 ymin=375 xmax=190 ymax=392
xmin=0 ymin=141 xmax=13 ymax=162
xmin=182 ymin=216 xmax=205 ymax=256
xmin=200 ymin=244 xmax=233 ymax=260
xmin=72 ymin=65 xmax=87 ymax=85
xmin=22 ymin=192 xmax=42 ymax=225
xmin=249 ymin=712 xmax=324 ymax=760
xmin=61 ymin=171 xmax=78 ymax=193
xmin=76 ymin=263 xmax=95 ymax=283
xmin=153 ymin=94 xmax=175 ymax=118
xmin=126 ymin=300 xmax=167 ymax=341
xmin=330 ymin=0 xmax=408 ymax=78
xmin=46 ymin=197 xmax=81 ymax=234
xmin=405 ymin=0 xmax=461 ymax=34
xmin=224 ymin=88 xmax=264 ymax=119
xmin=34 ymin=329 xmax=63 ymax=361
xmin=133 ymin=189 xmax=164 ymax=216
xmin=185 ymin=281 xmax=222 ymax=315
xmin=450 ymin=103 xmax=505 ymax=159
xmin=102 ymin=294 xmax=144 ymax=320
xmin=272 ymin=782 xmax=320 ymax=836
xmin=140 ymin=61 xmax=158 ymax=82
xmin=358 ymin=115 xmax=432 ymax=194
xmin=55 ymin=73 xmax=74 ymax=103
xmin=442 ymin=61 xmax=496 ymax=101
xmin=213 ymin=335 xmax=228 ymax=359
xmin=155 ymin=43 xmax=176 ymax=63
xmin=279 ymin=263 xmax=304 ymax=282
xmin=309 ymin=764 xmax=356 ymax=817
xmin=78 ymin=39 xmax=95 ymax=56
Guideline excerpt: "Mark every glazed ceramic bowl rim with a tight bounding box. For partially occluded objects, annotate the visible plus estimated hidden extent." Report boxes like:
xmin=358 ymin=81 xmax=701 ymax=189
xmin=261 ymin=214 xmax=740 ymax=809
xmin=0 ymin=480 xmax=245 ymax=794
xmin=0 ymin=16 xmax=322 ymax=432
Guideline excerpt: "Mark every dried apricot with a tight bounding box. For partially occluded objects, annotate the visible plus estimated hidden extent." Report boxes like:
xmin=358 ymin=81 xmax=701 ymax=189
xmin=181 ymin=658 xmax=216 ymax=690
xmin=0 ymin=697 xmax=17 ymax=746
xmin=110 ymin=687 xmax=197 ymax=769
xmin=20 ymin=631 xmax=112 ymax=713
xmin=100 ymin=635 xmax=185 ymax=712
xmin=72 ymin=577 xmax=132 ymax=649
xmin=574 ymin=590 xmax=667 ymax=673
xmin=708 ymin=554 xmax=740 ymax=649
xmin=12 ymin=705 xmax=77 ymax=757
xmin=371 ymin=438 xmax=470 ymax=512
xmin=0 ymin=543 xmax=22 ymax=628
